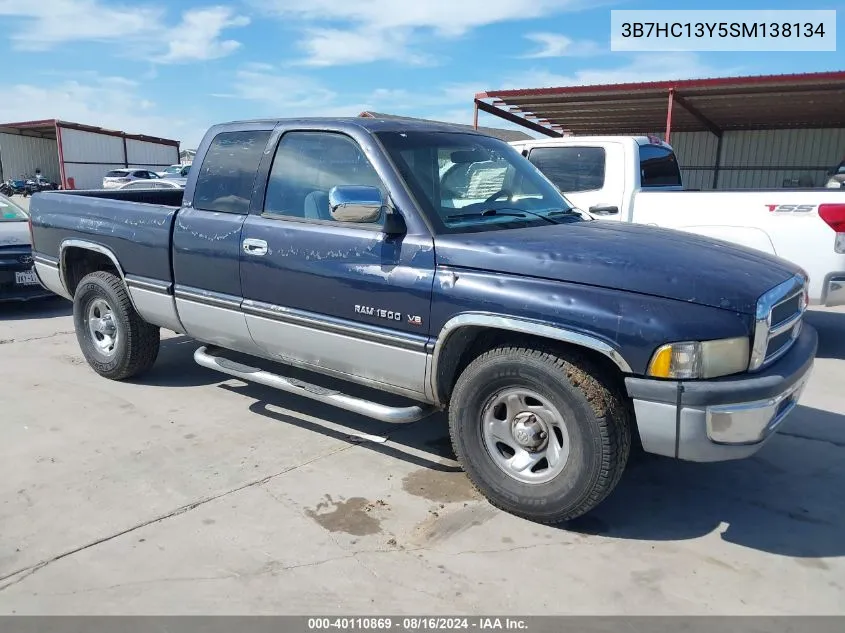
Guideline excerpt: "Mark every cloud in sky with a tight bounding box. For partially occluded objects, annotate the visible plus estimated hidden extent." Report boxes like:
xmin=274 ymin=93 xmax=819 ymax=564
xmin=216 ymin=52 xmax=742 ymax=130
xmin=258 ymin=0 xmax=590 ymax=65
xmin=0 ymin=72 xmax=210 ymax=145
xmin=0 ymin=0 xmax=250 ymax=63
xmin=520 ymin=33 xmax=604 ymax=58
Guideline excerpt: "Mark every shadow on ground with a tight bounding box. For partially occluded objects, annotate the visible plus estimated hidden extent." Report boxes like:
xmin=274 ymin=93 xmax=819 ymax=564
xmin=131 ymin=329 xmax=845 ymax=559
xmin=566 ymin=403 xmax=845 ymax=559
xmin=132 ymin=336 xmax=459 ymax=472
xmin=0 ymin=296 xmax=70 ymax=321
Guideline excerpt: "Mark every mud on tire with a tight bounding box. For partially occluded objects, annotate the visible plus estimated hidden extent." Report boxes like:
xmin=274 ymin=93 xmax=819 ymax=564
xmin=448 ymin=345 xmax=631 ymax=524
xmin=73 ymin=271 xmax=160 ymax=380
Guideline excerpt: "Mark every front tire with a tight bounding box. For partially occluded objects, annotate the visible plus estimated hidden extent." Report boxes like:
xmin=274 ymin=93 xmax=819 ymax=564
xmin=73 ymin=271 xmax=160 ymax=380
xmin=448 ymin=345 xmax=631 ymax=524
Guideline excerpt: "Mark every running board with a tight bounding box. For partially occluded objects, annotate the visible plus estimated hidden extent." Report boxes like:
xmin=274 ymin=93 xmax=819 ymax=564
xmin=194 ymin=346 xmax=436 ymax=424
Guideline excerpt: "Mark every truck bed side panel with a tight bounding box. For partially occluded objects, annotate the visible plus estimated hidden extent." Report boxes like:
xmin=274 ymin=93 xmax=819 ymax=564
xmin=29 ymin=190 xmax=182 ymax=330
xmin=29 ymin=190 xmax=179 ymax=283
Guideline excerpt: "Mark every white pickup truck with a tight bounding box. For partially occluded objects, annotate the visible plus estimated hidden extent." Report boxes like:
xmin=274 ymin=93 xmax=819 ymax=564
xmin=510 ymin=136 xmax=845 ymax=307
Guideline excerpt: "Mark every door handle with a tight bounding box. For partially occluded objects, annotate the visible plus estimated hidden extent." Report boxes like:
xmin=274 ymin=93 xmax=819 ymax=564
xmin=242 ymin=238 xmax=268 ymax=256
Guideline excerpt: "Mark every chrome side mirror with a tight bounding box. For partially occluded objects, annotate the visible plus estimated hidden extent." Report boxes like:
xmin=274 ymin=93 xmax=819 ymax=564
xmin=328 ymin=185 xmax=383 ymax=223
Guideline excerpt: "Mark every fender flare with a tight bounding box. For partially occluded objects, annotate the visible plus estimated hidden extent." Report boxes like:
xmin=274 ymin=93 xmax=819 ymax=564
xmin=428 ymin=312 xmax=632 ymax=404
xmin=59 ymin=239 xmax=138 ymax=311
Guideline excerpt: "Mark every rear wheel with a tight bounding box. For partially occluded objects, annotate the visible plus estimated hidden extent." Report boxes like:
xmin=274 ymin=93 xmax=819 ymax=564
xmin=448 ymin=345 xmax=631 ymax=524
xmin=73 ymin=271 xmax=160 ymax=380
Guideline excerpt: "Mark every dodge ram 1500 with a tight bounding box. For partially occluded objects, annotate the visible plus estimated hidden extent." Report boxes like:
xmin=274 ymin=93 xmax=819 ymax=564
xmin=29 ymin=117 xmax=817 ymax=523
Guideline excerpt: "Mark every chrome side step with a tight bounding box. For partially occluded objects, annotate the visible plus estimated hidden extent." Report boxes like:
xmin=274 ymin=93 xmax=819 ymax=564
xmin=194 ymin=346 xmax=436 ymax=424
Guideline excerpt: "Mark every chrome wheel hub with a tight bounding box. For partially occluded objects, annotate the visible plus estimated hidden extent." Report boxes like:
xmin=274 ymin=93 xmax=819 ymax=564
xmin=511 ymin=412 xmax=549 ymax=451
xmin=481 ymin=387 xmax=571 ymax=485
xmin=87 ymin=298 xmax=118 ymax=357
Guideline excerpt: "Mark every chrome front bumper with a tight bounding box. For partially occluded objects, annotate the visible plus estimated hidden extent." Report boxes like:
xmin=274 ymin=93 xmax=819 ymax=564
xmin=625 ymin=325 xmax=817 ymax=462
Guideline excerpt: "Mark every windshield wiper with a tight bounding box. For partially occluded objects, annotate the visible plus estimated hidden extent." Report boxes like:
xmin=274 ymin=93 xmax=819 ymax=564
xmin=446 ymin=208 xmax=563 ymax=225
xmin=445 ymin=209 xmax=528 ymax=222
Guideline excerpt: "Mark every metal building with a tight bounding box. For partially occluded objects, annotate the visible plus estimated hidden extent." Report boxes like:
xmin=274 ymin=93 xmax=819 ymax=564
xmin=0 ymin=119 xmax=180 ymax=190
xmin=473 ymin=71 xmax=845 ymax=190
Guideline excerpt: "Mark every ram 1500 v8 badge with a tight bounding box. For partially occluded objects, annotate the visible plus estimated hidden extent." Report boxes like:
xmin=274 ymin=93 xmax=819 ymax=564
xmin=28 ymin=117 xmax=817 ymax=524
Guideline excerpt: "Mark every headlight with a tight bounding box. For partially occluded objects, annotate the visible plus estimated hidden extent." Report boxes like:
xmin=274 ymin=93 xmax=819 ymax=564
xmin=647 ymin=337 xmax=750 ymax=379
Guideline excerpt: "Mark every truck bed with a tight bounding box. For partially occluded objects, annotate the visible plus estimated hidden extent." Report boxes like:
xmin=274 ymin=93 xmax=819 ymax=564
xmin=29 ymin=189 xmax=182 ymax=284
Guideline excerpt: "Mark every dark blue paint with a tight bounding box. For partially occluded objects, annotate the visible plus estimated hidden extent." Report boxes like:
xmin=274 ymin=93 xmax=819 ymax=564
xmin=27 ymin=117 xmax=803 ymax=380
xmin=429 ymin=269 xmax=752 ymax=374
xmin=29 ymin=189 xmax=178 ymax=281
xmin=172 ymin=207 xmax=245 ymax=297
xmin=434 ymin=221 xmax=798 ymax=315
xmin=240 ymin=216 xmax=435 ymax=336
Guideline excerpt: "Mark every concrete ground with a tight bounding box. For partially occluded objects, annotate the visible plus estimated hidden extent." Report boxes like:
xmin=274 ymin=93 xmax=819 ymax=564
xmin=0 ymin=294 xmax=843 ymax=615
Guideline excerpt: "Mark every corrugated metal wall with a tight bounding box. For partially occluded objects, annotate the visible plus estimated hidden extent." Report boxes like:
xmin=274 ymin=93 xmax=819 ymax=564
xmin=59 ymin=127 xmax=125 ymax=164
xmin=668 ymin=128 xmax=845 ymax=190
xmin=64 ymin=163 xmax=129 ymax=190
xmin=58 ymin=127 xmax=177 ymax=189
xmin=0 ymin=133 xmax=60 ymax=183
xmin=126 ymin=139 xmax=178 ymax=169
xmin=59 ymin=127 xmax=125 ymax=189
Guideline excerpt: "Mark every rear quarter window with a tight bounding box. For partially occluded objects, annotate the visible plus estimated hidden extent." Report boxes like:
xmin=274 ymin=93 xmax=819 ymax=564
xmin=193 ymin=130 xmax=272 ymax=214
xmin=639 ymin=145 xmax=682 ymax=187
xmin=527 ymin=146 xmax=606 ymax=192
xmin=106 ymin=170 xmax=128 ymax=177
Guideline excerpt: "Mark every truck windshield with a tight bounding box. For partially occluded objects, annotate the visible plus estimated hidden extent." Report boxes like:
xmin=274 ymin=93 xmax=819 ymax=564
xmin=0 ymin=194 xmax=28 ymax=221
xmin=377 ymin=131 xmax=579 ymax=234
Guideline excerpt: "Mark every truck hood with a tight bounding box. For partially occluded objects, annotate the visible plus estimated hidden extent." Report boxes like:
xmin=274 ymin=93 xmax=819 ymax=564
xmin=434 ymin=220 xmax=799 ymax=315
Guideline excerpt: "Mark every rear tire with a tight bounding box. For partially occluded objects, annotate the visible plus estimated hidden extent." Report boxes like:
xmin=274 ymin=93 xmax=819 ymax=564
xmin=448 ymin=345 xmax=631 ymax=524
xmin=73 ymin=271 xmax=160 ymax=380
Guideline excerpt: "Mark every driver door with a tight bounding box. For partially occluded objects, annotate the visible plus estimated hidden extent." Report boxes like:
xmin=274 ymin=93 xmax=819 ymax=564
xmin=239 ymin=128 xmax=436 ymax=397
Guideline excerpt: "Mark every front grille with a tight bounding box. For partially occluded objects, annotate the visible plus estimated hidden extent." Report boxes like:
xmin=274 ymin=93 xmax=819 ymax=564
xmin=749 ymin=275 xmax=807 ymax=372
xmin=770 ymin=293 xmax=802 ymax=327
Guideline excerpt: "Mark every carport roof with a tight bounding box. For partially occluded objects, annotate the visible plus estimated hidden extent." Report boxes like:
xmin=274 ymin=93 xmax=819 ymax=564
xmin=474 ymin=70 xmax=845 ymax=137
xmin=0 ymin=118 xmax=180 ymax=146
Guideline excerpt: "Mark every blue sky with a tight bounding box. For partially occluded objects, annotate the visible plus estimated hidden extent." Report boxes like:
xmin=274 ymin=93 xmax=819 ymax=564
xmin=0 ymin=0 xmax=841 ymax=148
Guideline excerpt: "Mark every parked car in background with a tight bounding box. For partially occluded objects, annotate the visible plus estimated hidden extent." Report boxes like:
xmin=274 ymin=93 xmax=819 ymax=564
xmin=0 ymin=193 xmax=53 ymax=302
xmin=825 ymin=159 xmax=845 ymax=189
xmin=156 ymin=164 xmax=191 ymax=178
xmin=120 ymin=179 xmax=186 ymax=190
xmin=511 ymin=136 xmax=845 ymax=307
xmin=102 ymin=169 xmax=161 ymax=189
xmin=29 ymin=117 xmax=817 ymax=524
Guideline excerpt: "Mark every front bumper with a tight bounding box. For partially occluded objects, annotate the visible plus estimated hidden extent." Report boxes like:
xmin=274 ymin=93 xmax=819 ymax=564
xmin=625 ymin=325 xmax=817 ymax=462
xmin=819 ymin=275 xmax=845 ymax=307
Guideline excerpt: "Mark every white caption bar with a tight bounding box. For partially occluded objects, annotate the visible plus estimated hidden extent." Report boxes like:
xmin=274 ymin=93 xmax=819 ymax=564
xmin=610 ymin=10 xmax=836 ymax=52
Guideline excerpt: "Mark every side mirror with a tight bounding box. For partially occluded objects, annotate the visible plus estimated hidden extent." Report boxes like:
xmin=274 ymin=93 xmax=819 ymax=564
xmin=329 ymin=185 xmax=384 ymax=223
xmin=382 ymin=209 xmax=407 ymax=236
xmin=589 ymin=204 xmax=619 ymax=216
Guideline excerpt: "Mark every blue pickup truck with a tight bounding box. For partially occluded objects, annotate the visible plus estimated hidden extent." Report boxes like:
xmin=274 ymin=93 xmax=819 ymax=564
xmin=29 ymin=117 xmax=817 ymax=523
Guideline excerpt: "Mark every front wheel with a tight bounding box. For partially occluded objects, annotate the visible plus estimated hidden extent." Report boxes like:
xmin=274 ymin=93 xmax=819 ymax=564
xmin=73 ymin=271 xmax=160 ymax=380
xmin=448 ymin=345 xmax=631 ymax=524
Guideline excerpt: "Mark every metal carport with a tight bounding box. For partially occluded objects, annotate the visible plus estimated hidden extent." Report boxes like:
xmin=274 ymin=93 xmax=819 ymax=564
xmin=474 ymin=71 xmax=845 ymax=189
xmin=0 ymin=119 xmax=180 ymax=190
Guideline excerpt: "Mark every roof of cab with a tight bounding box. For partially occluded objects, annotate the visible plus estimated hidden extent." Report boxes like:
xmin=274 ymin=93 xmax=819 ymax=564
xmin=213 ymin=116 xmax=492 ymax=136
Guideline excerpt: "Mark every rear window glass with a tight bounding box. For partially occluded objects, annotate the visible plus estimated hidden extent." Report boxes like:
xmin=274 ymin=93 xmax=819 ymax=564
xmin=193 ymin=130 xmax=271 ymax=214
xmin=106 ymin=170 xmax=129 ymax=177
xmin=527 ymin=146 xmax=606 ymax=192
xmin=639 ymin=145 xmax=682 ymax=187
